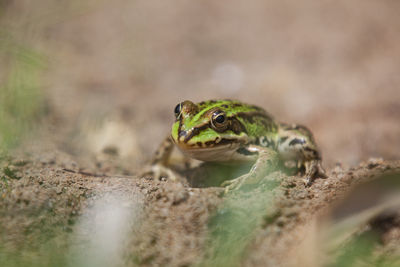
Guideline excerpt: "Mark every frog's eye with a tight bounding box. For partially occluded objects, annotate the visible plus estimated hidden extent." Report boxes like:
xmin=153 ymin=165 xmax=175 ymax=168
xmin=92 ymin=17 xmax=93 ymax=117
xmin=211 ymin=111 xmax=228 ymax=131
xmin=174 ymin=103 xmax=182 ymax=118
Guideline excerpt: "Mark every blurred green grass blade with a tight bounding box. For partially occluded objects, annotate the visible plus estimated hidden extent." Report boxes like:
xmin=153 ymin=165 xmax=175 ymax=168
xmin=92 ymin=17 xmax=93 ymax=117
xmin=0 ymin=32 xmax=46 ymax=151
xmin=200 ymin=173 xmax=280 ymax=267
xmin=327 ymin=172 xmax=400 ymax=267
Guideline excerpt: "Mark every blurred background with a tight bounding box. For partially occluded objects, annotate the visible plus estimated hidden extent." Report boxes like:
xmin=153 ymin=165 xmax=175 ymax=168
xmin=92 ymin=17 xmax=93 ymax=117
xmin=1 ymin=0 xmax=400 ymax=171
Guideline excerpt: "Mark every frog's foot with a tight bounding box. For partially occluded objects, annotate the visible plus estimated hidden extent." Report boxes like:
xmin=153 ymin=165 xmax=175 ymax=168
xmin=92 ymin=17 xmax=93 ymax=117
xmin=221 ymin=170 xmax=264 ymax=194
xmin=303 ymin=160 xmax=327 ymax=187
xmin=139 ymin=164 xmax=178 ymax=181
xmin=222 ymin=145 xmax=278 ymax=194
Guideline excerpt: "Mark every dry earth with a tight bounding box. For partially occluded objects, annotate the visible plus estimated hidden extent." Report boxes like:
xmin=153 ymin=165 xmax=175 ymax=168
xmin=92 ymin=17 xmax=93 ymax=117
xmin=1 ymin=142 xmax=400 ymax=266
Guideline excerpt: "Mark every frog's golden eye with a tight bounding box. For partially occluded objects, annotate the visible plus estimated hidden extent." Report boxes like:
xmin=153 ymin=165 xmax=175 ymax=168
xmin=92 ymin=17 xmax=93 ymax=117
xmin=174 ymin=103 xmax=182 ymax=119
xmin=211 ymin=111 xmax=228 ymax=131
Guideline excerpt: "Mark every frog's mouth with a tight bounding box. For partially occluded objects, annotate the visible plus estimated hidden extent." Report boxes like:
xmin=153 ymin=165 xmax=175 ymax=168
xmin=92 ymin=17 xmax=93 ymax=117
xmin=179 ymin=143 xmax=240 ymax=162
xmin=173 ymin=137 xmax=243 ymax=162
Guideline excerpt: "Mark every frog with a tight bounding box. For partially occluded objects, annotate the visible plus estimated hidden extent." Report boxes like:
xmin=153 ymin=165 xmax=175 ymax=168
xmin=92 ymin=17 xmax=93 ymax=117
xmin=145 ymin=99 xmax=326 ymax=192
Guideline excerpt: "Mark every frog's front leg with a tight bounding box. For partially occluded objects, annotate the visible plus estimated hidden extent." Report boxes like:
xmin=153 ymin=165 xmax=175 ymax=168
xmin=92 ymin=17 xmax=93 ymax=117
xmin=222 ymin=145 xmax=278 ymax=193
xmin=278 ymin=123 xmax=326 ymax=186
xmin=141 ymin=136 xmax=178 ymax=180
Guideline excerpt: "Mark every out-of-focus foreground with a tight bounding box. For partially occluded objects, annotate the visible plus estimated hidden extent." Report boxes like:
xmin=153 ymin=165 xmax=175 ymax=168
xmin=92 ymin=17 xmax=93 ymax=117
xmin=0 ymin=1 xmax=400 ymax=267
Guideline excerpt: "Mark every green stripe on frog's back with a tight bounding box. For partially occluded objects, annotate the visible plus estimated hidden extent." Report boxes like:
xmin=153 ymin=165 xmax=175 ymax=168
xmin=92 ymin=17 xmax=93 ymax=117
xmin=193 ymin=100 xmax=267 ymax=120
xmin=194 ymin=100 xmax=262 ymax=118
xmin=191 ymin=100 xmax=231 ymax=123
xmin=180 ymin=100 xmax=224 ymax=130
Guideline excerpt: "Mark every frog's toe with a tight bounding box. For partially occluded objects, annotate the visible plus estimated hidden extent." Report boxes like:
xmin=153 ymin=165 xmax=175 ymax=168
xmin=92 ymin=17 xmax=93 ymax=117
xmin=221 ymin=173 xmax=253 ymax=194
xmin=222 ymin=179 xmax=242 ymax=194
xmin=138 ymin=166 xmax=152 ymax=177
xmin=221 ymin=177 xmax=240 ymax=193
xmin=304 ymin=176 xmax=316 ymax=187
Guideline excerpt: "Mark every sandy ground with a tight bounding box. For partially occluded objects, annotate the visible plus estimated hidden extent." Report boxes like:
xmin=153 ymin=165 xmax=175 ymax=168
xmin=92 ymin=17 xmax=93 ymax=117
xmin=1 ymin=0 xmax=400 ymax=266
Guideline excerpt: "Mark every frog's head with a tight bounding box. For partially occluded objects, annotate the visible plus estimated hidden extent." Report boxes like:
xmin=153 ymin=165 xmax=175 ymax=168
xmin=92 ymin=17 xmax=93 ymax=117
xmin=170 ymin=100 xmax=248 ymax=161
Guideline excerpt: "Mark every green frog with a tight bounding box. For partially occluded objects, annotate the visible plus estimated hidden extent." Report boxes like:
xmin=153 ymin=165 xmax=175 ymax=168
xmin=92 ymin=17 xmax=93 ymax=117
xmin=146 ymin=100 xmax=326 ymax=192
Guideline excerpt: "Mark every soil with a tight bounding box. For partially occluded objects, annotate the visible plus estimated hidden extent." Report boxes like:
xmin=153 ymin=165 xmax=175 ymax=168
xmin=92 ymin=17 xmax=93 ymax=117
xmin=1 ymin=1 xmax=400 ymax=267
xmin=2 ymin=141 xmax=400 ymax=267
